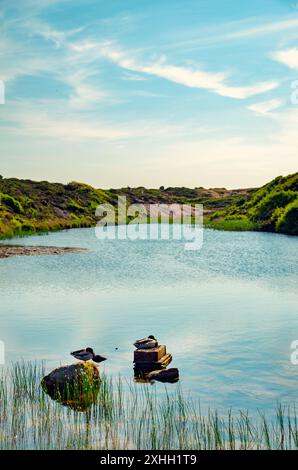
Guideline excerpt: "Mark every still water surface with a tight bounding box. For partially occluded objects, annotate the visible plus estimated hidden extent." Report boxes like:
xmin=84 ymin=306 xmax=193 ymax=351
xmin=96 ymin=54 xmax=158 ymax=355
xmin=0 ymin=226 xmax=297 ymax=413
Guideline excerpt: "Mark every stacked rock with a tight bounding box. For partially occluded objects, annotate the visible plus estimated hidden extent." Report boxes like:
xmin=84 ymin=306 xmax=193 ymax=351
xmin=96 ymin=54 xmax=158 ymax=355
xmin=133 ymin=343 xmax=172 ymax=374
xmin=133 ymin=336 xmax=179 ymax=382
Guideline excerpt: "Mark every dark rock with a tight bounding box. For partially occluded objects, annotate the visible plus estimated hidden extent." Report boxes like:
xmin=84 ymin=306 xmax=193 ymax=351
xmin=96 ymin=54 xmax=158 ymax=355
xmin=134 ymin=353 xmax=172 ymax=374
xmin=134 ymin=345 xmax=166 ymax=363
xmin=41 ymin=363 xmax=100 ymax=411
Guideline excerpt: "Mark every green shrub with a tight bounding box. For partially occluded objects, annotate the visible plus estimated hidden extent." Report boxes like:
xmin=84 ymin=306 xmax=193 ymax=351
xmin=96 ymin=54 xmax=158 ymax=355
xmin=21 ymin=222 xmax=35 ymax=232
xmin=0 ymin=193 xmax=24 ymax=214
xmin=244 ymin=186 xmax=269 ymax=209
xmin=250 ymin=190 xmax=298 ymax=222
xmin=281 ymin=173 xmax=298 ymax=192
xmin=226 ymin=214 xmax=247 ymax=220
xmin=67 ymin=201 xmax=85 ymax=213
xmin=20 ymin=196 xmax=33 ymax=209
xmin=10 ymin=217 xmax=23 ymax=231
xmin=271 ymin=206 xmax=284 ymax=223
xmin=209 ymin=211 xmax=223 ymax=221
xmin=275 ymin=200 xmax=298 ymax=235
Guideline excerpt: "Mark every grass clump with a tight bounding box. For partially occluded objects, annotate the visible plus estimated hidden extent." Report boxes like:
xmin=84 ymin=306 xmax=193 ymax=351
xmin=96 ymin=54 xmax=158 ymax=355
xmin=0 ymin=362 xmax=298 ymax=450
xmin=206 ymin=215 xmax=255 ymax=232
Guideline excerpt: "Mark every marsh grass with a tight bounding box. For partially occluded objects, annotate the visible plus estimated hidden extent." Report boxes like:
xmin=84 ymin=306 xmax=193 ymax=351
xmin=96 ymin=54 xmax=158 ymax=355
xmin=205 ymin=218 xmax=256 ymax=232
xmin=0 ymin=362 xmax=298 ymax=450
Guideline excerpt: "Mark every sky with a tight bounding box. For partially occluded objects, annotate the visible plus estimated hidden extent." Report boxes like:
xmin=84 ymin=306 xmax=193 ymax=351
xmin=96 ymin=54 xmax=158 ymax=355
xmin=0 ymin=0 xmax=298 ymax=189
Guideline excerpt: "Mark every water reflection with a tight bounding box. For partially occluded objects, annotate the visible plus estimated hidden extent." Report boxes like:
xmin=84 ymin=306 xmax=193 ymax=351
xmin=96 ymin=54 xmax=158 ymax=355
xmin=1 ymin=227 xmax=297 ymax=413
xmin=134 ymin=368 xmax=179 ymax=384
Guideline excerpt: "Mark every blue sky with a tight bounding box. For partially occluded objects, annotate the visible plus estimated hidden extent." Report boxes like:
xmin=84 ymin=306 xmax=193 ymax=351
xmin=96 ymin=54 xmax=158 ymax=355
xmin=0 ymin=0 xmax=298 ymax=188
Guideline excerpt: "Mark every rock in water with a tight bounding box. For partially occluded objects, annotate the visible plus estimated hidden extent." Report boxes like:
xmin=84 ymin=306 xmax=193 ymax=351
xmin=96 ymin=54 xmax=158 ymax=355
xmin=41 ymin=363 xmax=100 ymax=411
xmin=133 ymin=344 xmax=173 ymax=374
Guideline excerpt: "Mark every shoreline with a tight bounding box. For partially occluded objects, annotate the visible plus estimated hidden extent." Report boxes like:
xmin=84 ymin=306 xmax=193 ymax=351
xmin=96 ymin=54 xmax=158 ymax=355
xmin=0 ymin=244 xmax=87 ymax=259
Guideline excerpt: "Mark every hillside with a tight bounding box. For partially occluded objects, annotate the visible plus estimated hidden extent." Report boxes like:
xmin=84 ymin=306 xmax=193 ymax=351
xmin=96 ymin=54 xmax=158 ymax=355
xmin=207 ymin=172 xmax=298 ymax=235
xmin=0 ymin=178 xmax=117 ymax=238
xmin=0 ymin=173 xmax=297 ymax=239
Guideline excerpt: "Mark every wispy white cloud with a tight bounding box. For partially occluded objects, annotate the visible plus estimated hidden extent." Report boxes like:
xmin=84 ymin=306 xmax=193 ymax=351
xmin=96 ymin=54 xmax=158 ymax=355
xmin=25 ymin=18 xmax=85 ymax=48
xmin=121 ymin=72 xmax=147 ymax=81
xmin=63 ymin=70 xmax=107 ymax=108
xmin=0 ymin=2 xmax=295 ymax=188
xmin=247 ymin=99 xmax=283 ymax=116
xmin=222 ymin=17 xmax=298 ymax=41
xmin=0 ymin=20 xmax=109 ymax=109
xmin=0 ymin=33 xmax=53 ymax=82
xmin=160 ymin=16 xmax=298 ymax=53
xmin=70 ymin=41 xmax=279 ymax=99
xmin=2 ymin=104 xmax=131 ymax=141
xmin=0 ymin=7 xmax=282 ymax=111
xmin=272 ymin=47 xmax=298 ymax=70
xmin=1 ymin=99 xmax=207 ymax=142
xmin=139 ymin=62 xmax=278 ymax=99
xmin=68 ymin=82 xmax=107 ymax=108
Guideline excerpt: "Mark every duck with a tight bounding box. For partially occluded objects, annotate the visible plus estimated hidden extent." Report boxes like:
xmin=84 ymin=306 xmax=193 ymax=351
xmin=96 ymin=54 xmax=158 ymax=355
xmin=134 ymin=335 xmax=158 ymax=350
xmin=70 ymin=347 xmax=107 ymax=363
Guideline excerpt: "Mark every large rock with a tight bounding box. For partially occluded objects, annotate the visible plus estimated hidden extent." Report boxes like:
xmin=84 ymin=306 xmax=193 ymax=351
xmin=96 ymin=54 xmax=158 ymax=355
xmin=41 ymin=362 xmax=100 ymax=411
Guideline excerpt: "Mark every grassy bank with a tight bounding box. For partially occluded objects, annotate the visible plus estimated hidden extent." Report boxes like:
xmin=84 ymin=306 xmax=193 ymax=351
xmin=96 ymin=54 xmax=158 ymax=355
xmin=0 ymin=173 xmax=297 ymax=239
xmin=1 ymin=362 xmax=298 ymax=450
xmin=205 ymin=216 xmax=256 ymax=232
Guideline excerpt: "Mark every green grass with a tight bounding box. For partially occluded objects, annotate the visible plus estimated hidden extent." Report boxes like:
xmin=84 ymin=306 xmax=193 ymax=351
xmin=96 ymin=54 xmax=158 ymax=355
xmin=205 ymin=217 xmax=256 ymax=232
xmin=0 ymin=362 xmax=298 ymax=450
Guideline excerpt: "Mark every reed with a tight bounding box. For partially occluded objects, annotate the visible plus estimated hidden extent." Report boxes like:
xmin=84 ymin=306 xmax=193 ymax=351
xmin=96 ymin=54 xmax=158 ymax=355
xmin=0 ymin=362 xmax=297 ymax=450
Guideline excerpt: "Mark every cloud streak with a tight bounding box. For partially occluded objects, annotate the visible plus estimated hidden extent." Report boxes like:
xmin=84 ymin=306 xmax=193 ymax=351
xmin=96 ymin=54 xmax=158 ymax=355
xmin=159 ymin=16 xmax=298 ymax=53
xmin=247 ymin=99 xmax=283 ymax=117
xmin=222 ymin=17 xmax=298 ymax=41
xmin=71 ymin=41 xmax=279 ymax=100
xmin=272 ymin=48 xmax=298 ymax=71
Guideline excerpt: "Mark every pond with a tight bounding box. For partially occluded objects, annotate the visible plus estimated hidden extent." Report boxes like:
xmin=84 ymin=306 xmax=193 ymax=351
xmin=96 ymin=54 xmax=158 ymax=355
xmin=0 ymin=225 xmax=297 ymax=414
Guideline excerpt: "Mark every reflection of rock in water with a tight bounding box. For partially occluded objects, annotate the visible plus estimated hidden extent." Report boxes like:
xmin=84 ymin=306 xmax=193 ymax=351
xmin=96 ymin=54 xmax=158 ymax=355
xmin=133 ymin=344 xmax=179 ymax=384
xmin=41 ymin=363 xmax=100 ymax=411
xmin=147 ymin=368 xmax=179 ymax=383
xmin=135 ymin=368 xmax=179 ymax=384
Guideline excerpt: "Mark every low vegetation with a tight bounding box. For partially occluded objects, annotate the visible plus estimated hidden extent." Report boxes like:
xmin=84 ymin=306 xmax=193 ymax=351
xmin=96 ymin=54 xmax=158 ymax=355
xmin=0 ymin=177 xmax=116 ymax=238
xmin=205 ymin=172 xmax=298 ymax=235
xmin=0 ymin=173 xmax=297 ymax=239
xmin=0 ymin=362 xmax=298 ymax=450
